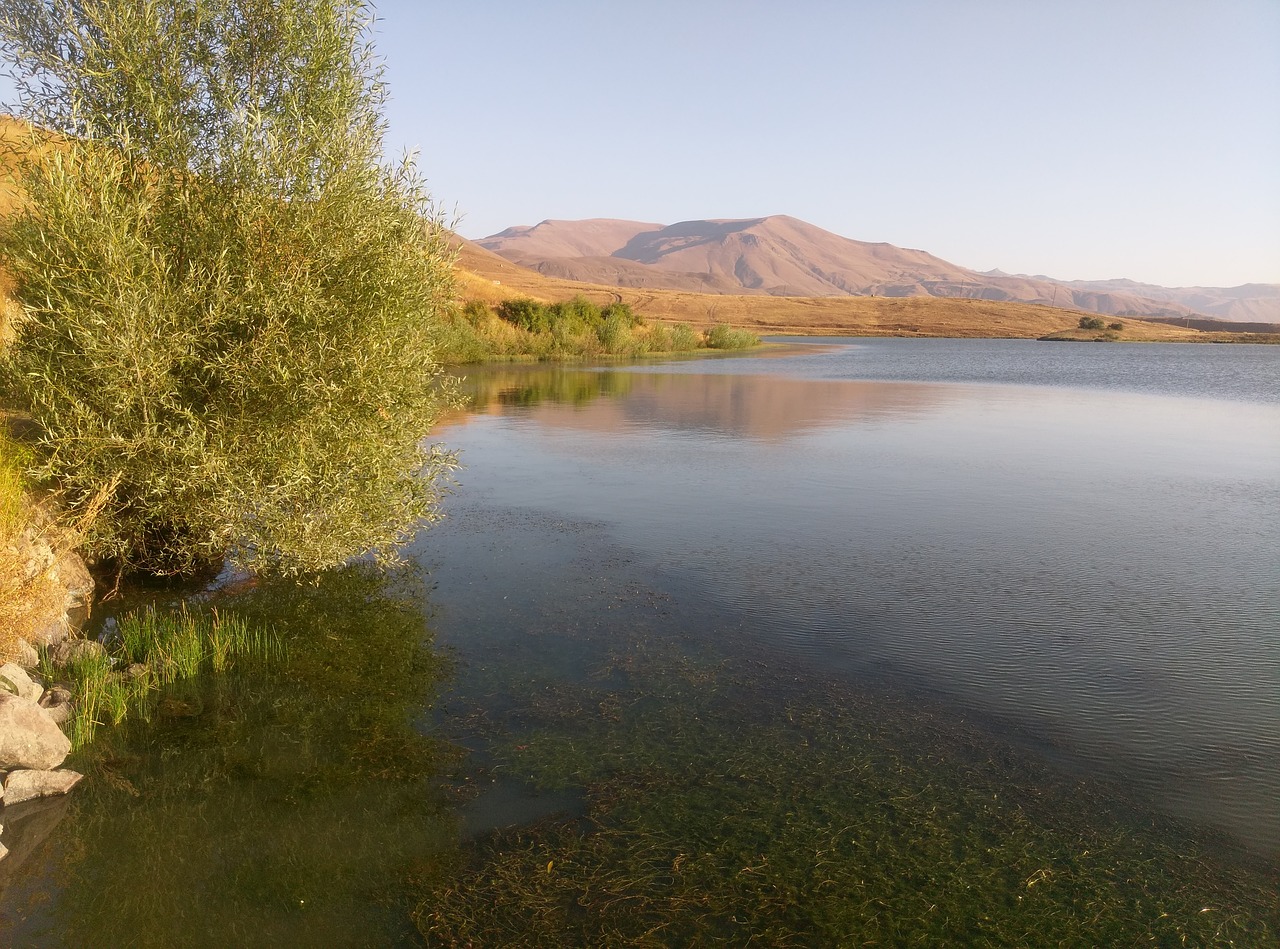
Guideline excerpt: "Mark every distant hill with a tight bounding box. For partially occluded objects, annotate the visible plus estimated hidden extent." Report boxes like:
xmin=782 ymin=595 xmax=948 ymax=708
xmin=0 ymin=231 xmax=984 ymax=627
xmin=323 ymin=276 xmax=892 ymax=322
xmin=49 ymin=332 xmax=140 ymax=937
xmin=478 ymin=215 xmax=1278 ymax=324
xmin=452 ymin=234 xmax=1237 ymax=343
xmin=1049 ymin=278 xmax=1280 ymax=323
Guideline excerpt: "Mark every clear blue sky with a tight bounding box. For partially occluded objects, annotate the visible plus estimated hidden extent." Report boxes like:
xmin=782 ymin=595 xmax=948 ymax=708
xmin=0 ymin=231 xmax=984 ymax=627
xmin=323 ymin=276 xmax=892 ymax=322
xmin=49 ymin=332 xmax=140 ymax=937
xmin=372 ymin=0 xmax=1278 ymax=289
xmin=1 ymin=2 xmax=1275 ymax=288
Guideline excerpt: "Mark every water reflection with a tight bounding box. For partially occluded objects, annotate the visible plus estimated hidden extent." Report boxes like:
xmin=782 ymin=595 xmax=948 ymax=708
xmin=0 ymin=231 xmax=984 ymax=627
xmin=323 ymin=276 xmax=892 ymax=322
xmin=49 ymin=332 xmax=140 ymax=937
xmin=450 ymin=364 xmax=954 ymax=440
xmin=0 ymin=565 xmax=461 ymax=948
xmin=433 ymin=354 xmax=1280 ymax=859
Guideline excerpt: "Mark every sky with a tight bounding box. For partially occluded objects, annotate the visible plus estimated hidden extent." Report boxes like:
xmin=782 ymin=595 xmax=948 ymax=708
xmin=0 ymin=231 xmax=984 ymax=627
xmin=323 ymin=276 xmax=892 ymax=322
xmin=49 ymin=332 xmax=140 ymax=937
xmin=368 ymin=0 xmax=1278 ymax=289
xmin=1 ymin=1 xmax=1275 ymax=288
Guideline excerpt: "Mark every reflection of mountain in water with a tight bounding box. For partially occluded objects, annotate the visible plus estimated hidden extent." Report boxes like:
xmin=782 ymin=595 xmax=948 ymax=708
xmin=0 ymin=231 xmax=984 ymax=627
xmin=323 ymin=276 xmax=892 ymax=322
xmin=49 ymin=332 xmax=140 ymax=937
xmin=450 ymin=365 xmax=952 ymax=441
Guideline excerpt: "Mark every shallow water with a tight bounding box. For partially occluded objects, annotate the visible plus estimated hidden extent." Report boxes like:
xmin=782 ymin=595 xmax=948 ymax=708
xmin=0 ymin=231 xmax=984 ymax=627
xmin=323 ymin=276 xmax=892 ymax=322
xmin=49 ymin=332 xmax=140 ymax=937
xmin=2 ymin=338 xmax=1277 ymax=944
xmin=433 ymin=339 xmax=1280 ymax=857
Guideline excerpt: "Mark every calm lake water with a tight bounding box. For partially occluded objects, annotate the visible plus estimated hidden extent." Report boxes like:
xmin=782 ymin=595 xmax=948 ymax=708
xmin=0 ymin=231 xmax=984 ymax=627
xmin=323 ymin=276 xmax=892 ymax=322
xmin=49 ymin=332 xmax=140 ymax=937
xmin=428 ymin=339 xmax=1280 ymax=851
xmin=2 ymin=338 xmax=1277 ymax=944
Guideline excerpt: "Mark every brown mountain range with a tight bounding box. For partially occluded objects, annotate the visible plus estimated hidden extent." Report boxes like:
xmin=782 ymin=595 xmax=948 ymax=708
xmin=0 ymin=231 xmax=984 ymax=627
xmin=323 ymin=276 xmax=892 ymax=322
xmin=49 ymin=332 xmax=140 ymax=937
xmin=479 ymin=216 xmax=1279 ymax=324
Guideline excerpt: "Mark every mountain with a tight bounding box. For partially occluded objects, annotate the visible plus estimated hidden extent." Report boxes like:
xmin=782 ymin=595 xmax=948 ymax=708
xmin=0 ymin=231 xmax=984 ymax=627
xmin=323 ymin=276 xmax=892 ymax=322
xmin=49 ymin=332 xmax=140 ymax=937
xmin=478 ymin=216 xmax=1275 ymax=322
xmin=1048 ymin=278 xmax=1280 ymax=323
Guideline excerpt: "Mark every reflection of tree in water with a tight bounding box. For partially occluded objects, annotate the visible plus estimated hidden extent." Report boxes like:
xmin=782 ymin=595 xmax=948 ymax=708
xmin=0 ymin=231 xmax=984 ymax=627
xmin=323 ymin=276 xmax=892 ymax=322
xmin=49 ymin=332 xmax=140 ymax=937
xmin=455 ymin=364 xmax=949 ymax=440
xmin=9 ymin=565 xmax=463 ymax=948
xmin=462 ymin=367 xmax=635 ymax=411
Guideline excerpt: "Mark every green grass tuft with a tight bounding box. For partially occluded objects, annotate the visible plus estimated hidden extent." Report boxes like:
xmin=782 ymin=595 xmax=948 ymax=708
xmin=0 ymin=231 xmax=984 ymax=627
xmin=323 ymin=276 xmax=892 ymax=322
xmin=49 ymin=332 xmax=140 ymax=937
xmin=46 ymin=605 xmax=281 ymax=750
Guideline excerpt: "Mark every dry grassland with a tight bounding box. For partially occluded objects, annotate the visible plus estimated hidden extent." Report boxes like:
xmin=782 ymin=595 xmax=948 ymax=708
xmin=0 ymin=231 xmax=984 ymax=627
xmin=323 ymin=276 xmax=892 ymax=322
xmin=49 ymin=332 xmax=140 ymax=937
xmin=453 ymin=241 xmax=1225 ymax=342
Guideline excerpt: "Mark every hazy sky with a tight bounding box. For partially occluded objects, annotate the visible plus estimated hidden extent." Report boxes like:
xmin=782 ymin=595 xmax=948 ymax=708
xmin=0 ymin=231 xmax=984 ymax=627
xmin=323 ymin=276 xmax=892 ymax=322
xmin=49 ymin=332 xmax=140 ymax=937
xmin=371 ymin=0 xmax=1278 ymax=288
xmin=1 ymin=2 xmax=1275 ymax=288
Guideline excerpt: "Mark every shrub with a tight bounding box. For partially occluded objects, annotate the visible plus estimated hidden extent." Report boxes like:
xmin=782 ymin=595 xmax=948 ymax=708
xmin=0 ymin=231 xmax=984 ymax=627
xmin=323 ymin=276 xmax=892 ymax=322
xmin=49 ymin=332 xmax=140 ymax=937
xmin=669 ymin=324 xmax=701 ymax=351
xmin=1078 ymin=316 xmax=1107 ymax=330
xmin=1108 ymin=321 xmax=1124 ymax=331
xmin=553 ymin=295 xmax=604 ymax=329
xmin=462 ymin=300 xmax=492 ymax=326
xmin=597 ymin=312 xmax=637 ymax=354
xmin=705 ymin=323 xmax=761 ymax=349
xmin=601 ymin=302 xmax=642 ymax=328
xmin=0 ymin=1 xmax=459 ymax=577
xmin=497 ymin=298 xmax=552 ymax=333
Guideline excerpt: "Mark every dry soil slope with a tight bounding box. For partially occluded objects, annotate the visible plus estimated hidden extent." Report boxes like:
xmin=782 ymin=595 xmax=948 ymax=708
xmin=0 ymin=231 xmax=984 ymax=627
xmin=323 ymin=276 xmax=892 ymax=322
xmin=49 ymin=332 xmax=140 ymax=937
xmin=453 ymin=236 xmax=1207 ymax=342
xmin=1059 ymin=277 xmax=1280 ymax=324
xmin=480 ymin=215 xmax=1201 ymax=319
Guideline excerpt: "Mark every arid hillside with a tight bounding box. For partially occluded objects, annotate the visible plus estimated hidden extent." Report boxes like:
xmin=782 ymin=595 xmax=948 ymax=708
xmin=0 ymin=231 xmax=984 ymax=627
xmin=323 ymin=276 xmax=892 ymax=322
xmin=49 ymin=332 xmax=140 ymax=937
xmin=453 ymin=237 xmax=1224 ymax=342
xmin=477 ymin=215 xmax=1216 ymax=319
xmin=1056 ymin=277 xmax=1280 ymax=323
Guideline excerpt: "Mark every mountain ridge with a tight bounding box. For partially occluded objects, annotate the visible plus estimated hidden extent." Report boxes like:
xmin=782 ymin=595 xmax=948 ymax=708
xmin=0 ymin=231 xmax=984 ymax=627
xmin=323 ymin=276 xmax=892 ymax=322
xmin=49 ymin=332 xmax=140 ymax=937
xmin=477 ymin=215 xmax=1279 ymax=323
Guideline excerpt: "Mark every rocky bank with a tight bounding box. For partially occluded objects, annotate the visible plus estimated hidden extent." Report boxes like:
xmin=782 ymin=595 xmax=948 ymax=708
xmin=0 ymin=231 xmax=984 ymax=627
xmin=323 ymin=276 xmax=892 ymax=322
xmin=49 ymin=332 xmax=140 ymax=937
xmin=0 ymin=526 xmax=94 ymax=863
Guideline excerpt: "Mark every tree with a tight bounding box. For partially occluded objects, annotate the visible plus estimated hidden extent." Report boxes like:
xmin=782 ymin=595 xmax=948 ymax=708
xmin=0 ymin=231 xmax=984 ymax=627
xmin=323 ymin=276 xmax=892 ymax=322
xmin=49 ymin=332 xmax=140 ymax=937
xmin=0 ymin=0 xmax=458 ymax=577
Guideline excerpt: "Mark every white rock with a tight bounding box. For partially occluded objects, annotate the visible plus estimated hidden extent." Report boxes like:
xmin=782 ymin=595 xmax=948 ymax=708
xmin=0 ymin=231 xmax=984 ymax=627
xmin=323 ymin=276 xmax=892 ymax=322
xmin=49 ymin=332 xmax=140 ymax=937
xmin=52 ymin=552 xmax=94 ymax=608
xmin=0 ymin=662 xmax=44 ymax=703
xmin=3 ymin=768 xmax=83 ymax=806
xmin=0 ymin=693 xmax=71 ymax=771
xmin=25 ymin=613 xmax=70 ymax=649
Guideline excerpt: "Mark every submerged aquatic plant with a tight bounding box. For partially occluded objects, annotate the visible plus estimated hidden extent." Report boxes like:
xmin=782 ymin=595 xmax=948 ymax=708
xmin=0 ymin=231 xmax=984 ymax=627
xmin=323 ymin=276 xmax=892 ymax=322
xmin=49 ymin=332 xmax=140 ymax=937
xmin=40 ymin=565 xmax=462 ymax=948
xmin=43 ymin=605 xmax=281 ymax=749
xmin=416 ymin=644 xmax=1280 ymax=946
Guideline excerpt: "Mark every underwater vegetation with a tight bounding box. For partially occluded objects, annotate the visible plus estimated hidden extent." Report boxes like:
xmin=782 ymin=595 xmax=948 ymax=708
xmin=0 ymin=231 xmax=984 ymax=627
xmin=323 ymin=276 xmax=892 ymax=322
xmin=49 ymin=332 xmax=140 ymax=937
xmin=417 ymin=639 xmax=1280 ymax=947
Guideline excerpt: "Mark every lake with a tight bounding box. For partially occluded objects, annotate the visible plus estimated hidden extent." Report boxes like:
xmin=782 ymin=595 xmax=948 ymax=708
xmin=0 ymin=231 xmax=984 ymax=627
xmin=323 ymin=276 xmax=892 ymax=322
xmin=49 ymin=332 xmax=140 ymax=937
xmin=2 ymin=338 xmax=1277 ymax=945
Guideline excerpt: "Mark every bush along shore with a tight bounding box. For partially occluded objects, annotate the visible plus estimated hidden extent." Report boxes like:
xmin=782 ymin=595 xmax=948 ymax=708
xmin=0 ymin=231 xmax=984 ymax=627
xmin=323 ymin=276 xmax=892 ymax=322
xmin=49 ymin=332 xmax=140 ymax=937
xmin=434 ymin=295 xmax=760 ymax=364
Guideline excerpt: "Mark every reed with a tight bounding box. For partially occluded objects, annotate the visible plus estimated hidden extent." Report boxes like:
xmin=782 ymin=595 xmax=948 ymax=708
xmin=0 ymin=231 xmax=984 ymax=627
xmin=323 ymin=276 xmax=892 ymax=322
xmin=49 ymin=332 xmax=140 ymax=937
xmin=47 ymin=605 xmax=281 ymax=750
xmin=704 ymin=323 xmax=760 ymax=350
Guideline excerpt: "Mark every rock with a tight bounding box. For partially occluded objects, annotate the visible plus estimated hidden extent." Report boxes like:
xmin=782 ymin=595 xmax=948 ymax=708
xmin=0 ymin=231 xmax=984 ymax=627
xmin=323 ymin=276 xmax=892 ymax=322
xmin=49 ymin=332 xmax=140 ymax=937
xmin=16 ymin=532 xmax=54 ymax=583
xmin=24 ymin=613 xmax=69 ymax=649
xmin=0 ymin=664 xmax=44 ymax=703
xmin=52 ymin=551 xmax=93 ymax=610
xmin=13 ymin=639 xmax=39 ymax=670
xmin=49 ymin=638 xmax=105 ymax=665
xmin=0 ymin=842 xmax=7 ymax=863
xmin=38 ymin=685 xmax=74 ymax=726
xmin=0 ymin=693 xmax=71 ymax=771
xmin=124 ymin=662 xmax=150 ymax=681
xmin=2 ymin=769 xmax=83 ymax=806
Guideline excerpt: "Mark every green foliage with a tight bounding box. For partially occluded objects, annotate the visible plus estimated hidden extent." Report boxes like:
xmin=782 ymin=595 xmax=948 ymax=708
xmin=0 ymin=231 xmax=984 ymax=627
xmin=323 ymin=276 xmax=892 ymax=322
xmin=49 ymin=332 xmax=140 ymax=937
xmin=39 ymin=605 xmax=280 ymax=749
xmin=600 ymin=301 xmax=641 ymax=327
xmin=436 ymin=299 xmax=725 ymax=365
xmin=704 ymin=323 xmax=760 ymax=349
xmin=461 ymin=299 xmax=491 ymax=326
xmin=418 ymin=642 xmax=1280 ymax=946
xmin=668 ymin=323 xmax=701 ymax=351
xmin=41 ymin=566 xmax=461 ymax=945
xmin=1108 ymin=320 xmax=1125 ymax=331
xmin=0 ymin=0 xmax=458 ymax=577
xmin=1078 ymin=316 xmax=1107 ymax=330
xmin=496 ymin=297 xmax=552 ymax=333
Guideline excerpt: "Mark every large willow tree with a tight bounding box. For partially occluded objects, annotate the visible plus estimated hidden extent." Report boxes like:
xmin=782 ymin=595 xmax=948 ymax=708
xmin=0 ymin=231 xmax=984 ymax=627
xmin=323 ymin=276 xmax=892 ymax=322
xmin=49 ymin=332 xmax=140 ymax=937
xmin=0 ymin=0 xmax=458 ymax=577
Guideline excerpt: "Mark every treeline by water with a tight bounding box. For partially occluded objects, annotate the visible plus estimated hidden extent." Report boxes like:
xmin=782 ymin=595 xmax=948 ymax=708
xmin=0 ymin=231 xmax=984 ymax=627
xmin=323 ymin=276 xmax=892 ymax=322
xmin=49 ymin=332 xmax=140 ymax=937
xmin=435 ymin=295 xmax=759 ymax=364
